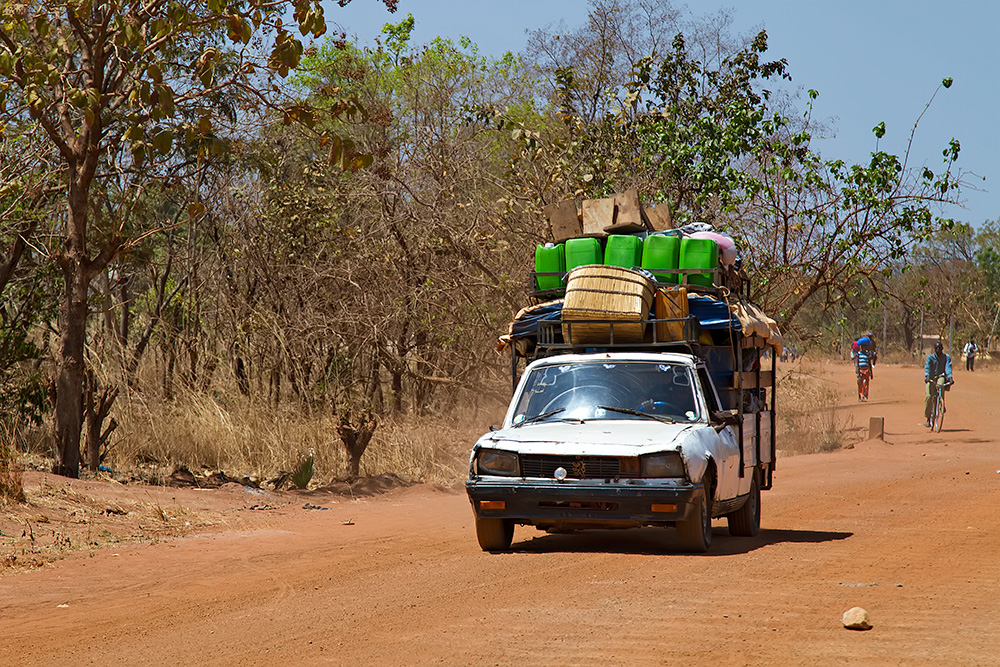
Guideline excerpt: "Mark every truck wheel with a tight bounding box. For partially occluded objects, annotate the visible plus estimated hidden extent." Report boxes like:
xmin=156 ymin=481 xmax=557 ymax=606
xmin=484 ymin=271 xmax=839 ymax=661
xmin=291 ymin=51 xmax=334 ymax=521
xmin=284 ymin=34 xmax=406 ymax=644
xmin=727 ymin=467 xmax=761 ymax=537
xmin=677 ymin=480 xmax=712 ymax=553
xmin=475 ymin=517 xmax=514 ymax=552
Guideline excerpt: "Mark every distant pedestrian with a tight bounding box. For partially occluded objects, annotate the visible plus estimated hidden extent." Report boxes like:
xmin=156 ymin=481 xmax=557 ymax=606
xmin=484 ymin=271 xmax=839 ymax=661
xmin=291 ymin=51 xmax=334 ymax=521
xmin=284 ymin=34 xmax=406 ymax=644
xmin=963 ymin=338 xmax=978 ymax=371
xmin=851 ymin=333 xmax=877 ymax=378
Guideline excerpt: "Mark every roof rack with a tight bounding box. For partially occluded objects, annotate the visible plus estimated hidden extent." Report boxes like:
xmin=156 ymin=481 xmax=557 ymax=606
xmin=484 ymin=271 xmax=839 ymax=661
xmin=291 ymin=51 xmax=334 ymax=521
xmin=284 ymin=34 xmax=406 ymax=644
xmin=529 ymin=266 xmax=748 ymax=304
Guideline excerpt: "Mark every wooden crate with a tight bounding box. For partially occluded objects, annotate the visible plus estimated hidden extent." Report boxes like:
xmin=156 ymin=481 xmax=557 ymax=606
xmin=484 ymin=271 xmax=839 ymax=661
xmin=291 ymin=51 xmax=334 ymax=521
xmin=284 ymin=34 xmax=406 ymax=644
xmin=654 ymin=286 xmax=689 ymax=342
xmin=581 ymin=198 xmax=614 ymax=237
xmin=606 ymin=189 xmax=647 ymax=233
xmin=642 ymin=204 xmax=673 ymax=231
xmin=543 ymin=199 xmax=582 ymax=242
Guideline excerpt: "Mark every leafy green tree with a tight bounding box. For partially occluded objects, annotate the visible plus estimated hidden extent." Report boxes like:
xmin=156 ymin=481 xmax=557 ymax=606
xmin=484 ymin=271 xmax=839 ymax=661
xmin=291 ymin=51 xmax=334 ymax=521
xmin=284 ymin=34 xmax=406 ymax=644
xmin=737 ymin=79 xmax=967 ymax=330
xmin=516 ymin=0 xmax=774 ymax=213
xmin=0 ymin=0 xmax=396 ymax=477
xmin=514 ymin=1 xmax=969 ymax=333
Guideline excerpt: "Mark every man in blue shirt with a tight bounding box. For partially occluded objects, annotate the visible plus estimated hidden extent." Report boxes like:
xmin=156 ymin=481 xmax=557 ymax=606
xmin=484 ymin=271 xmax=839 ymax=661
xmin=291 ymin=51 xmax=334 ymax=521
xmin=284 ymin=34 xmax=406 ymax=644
xmin=924 ymin=341 xmax=953 ymax=427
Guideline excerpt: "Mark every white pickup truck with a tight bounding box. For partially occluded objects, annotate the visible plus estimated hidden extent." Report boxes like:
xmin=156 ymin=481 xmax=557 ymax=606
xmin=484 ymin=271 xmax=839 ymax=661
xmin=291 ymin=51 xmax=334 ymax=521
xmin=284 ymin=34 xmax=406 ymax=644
xmin=466 ymin=308 xmax=777 ymax=553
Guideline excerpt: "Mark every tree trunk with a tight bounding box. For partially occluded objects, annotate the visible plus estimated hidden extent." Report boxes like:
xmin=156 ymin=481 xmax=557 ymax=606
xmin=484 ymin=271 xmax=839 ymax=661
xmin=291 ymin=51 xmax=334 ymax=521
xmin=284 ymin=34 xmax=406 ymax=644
xmin=365 ymin=354 xmax=384 ymax=414
xmin=337 ymin=411 xmax=377 ymax=478
xmin=234 ymin=355 xmax=249 ymax=396
xmin=901 ymin=306 xmax=915 ymax=353
xmin=52 ymin=256 xmax=89 ymax=478
xmin=391 ymin=369 xmax=403 ymax=413
xmin=83 ymin=370 xmax=118 ymax=472
xmin=117 ymin=273 xmax=131 ymax=346
xmin=52 ymin=161 xmax=117 ymax=478
xmin=164 ymin=342 xmax=176 ymax=400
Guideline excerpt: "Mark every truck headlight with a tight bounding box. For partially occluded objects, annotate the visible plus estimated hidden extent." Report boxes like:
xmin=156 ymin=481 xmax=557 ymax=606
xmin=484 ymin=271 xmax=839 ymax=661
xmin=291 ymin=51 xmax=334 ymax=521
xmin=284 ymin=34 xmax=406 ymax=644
xmin=640 ymin=452 xmax=685 ymax=478
xmin=477 ymin=449 xmax=520 ymax=476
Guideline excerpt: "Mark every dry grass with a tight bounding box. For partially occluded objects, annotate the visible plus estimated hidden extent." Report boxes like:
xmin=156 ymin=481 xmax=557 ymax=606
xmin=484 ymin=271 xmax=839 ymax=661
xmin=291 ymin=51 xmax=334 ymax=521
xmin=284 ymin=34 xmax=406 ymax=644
xmin=107 ymin=384 xmax=508 ymax=488
xmin=776 ymin=368 xmax=849 ymax=456
xmin=7 ymin=348 xmax=863 ymax=488
xmin=0 ymin=423 xmax=25 ymax=504
xmin=877 ymin=346 xmax=925 ymax=366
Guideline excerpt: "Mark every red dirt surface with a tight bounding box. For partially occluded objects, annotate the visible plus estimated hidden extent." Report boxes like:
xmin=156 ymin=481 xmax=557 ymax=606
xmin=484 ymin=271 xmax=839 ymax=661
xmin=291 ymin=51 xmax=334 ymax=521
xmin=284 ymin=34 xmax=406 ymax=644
xmin=2 ymin=361 xmax=999 ymax=665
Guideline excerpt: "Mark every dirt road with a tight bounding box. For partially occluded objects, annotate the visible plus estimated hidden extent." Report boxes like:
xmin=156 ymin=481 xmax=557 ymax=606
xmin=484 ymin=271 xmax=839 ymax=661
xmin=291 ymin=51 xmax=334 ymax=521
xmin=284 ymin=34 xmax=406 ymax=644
xmin=2 ymin=361 xmax=999 ymax=665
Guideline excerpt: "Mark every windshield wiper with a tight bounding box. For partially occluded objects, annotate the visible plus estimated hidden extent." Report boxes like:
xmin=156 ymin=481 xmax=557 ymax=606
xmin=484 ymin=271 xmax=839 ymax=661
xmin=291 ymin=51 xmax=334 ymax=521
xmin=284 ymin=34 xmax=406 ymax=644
xmin=514 ymin=408 xmax=565 ymax=428
xmin=598 ymin=405 xmax=678 ymax=424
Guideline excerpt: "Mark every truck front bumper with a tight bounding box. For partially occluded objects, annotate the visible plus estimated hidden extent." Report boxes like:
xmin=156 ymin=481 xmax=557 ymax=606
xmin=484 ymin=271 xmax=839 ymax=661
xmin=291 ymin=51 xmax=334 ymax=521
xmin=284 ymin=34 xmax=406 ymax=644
xmin=466 ymin=477 xmax=701 ymax=527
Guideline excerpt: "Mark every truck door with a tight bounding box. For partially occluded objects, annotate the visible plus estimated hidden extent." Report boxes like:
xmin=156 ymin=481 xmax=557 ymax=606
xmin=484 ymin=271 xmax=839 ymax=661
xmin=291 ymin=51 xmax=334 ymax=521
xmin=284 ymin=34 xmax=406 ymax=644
xmin=696 ymin=365 xmax=739 ymax=501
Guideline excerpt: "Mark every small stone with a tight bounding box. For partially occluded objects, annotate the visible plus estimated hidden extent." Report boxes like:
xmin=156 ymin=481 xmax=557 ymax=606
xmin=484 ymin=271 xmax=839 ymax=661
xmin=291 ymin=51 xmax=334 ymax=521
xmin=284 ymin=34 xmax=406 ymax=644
xmin=842 ymin=606 xmax=872 ymax=630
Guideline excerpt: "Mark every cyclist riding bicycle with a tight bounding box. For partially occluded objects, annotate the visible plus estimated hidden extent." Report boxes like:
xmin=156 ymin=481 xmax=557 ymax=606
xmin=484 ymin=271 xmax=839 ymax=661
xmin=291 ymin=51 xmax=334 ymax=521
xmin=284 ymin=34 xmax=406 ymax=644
xmin=924 ymin=341 xmax=953 ymax=427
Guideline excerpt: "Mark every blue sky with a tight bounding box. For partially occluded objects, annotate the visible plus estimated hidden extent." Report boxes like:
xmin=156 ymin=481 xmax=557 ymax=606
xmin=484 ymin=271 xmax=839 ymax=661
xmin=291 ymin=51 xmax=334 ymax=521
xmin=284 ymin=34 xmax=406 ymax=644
xmin=327 ymin=0 xmax=998 ymax=227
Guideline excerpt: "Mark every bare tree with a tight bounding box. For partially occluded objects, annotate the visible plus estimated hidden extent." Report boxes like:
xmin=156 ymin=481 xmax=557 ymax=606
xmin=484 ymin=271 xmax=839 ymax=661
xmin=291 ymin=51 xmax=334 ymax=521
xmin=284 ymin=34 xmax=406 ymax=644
xmin=0 ymin=0 xmax=395 ymax=476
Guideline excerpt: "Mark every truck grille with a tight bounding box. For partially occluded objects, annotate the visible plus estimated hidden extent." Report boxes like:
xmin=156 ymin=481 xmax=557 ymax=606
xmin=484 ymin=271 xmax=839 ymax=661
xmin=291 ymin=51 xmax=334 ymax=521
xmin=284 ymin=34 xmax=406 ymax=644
xmin=520 ymin=455 xmax=636 ymax=479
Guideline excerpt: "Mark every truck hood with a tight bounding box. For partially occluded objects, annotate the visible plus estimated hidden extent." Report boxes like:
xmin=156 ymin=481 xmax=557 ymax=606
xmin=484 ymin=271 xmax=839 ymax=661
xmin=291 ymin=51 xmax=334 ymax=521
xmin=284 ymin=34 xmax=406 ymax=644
xmin=479 ymin=420 xmax=698 ymax=456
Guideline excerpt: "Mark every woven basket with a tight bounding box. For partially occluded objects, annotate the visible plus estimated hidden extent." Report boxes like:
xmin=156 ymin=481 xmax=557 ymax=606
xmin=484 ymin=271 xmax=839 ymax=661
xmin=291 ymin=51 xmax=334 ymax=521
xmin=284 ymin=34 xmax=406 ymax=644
xmin=561 ymin=265 xmax=655 ymax=344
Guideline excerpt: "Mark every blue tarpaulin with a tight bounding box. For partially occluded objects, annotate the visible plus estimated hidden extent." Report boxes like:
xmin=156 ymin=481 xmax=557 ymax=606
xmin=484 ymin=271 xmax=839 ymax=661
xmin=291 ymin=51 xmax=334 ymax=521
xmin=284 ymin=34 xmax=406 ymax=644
xmin=510 ymin=301 xmax=563 ymax=339
xmin=687 ymin=294 xmax=741 ymax=331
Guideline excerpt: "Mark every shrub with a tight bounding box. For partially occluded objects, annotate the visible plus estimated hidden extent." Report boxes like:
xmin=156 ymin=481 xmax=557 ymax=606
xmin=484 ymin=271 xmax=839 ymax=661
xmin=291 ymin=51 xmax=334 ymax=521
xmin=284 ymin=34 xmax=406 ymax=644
xmin=0 ymin=425 xmax=25 ymax=504
xmin=777 ymin=368 xmax=848 ymax=455
xmin=108 ymin=383 xmax=507 ymax=486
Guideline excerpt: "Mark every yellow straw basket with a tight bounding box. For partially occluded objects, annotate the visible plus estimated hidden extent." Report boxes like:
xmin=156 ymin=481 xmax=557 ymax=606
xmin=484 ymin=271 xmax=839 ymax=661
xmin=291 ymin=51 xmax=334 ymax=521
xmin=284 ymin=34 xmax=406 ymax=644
xmin=561 ymin=264 xmax=655 ymax=344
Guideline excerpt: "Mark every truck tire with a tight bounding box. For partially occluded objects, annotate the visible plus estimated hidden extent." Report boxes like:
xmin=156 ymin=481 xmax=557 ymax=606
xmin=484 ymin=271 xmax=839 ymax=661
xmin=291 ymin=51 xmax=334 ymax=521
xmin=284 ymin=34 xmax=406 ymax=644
xmin=727 ymin=467 xmax=761 ymax=537
xmin=475 ymin=517 xmax=514 ymax=552
xmin=676 ymin=476 xmax=713 ymax=553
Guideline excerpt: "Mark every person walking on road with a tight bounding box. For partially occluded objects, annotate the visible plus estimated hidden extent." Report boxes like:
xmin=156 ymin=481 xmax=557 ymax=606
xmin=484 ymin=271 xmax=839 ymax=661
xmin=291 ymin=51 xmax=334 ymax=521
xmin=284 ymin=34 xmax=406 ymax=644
xmin=851 ymin=333 xmax=877 ymax=375
xmin=853 ymin=345 xmax=874 ymax=401
xmin=924 ymin=341 xmax=954 ymax=427
xmin=963 ymin=338 xmax=978 ymax=372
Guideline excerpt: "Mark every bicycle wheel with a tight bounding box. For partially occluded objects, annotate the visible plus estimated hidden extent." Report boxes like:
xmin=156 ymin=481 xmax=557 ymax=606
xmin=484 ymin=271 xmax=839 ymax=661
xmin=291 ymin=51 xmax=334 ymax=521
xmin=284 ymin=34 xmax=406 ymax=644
xmin=932 ymin=392 xmax=945 ymax=432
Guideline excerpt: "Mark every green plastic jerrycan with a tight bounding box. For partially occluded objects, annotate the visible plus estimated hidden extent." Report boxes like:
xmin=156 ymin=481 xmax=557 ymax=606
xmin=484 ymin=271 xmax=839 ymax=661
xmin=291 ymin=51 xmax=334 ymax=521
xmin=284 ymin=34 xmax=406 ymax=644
xmin=641 ymin=233 xmax=680 ymax=284
xmin=679 ymin=237 xmax=718 ymax=287
xmin=603 ymin=234 xmax=643 ymax=269
xmin=565 ymin=237 xmax=603 ymax=271
xmin=534 ymin=243 xmax=566 ymax=291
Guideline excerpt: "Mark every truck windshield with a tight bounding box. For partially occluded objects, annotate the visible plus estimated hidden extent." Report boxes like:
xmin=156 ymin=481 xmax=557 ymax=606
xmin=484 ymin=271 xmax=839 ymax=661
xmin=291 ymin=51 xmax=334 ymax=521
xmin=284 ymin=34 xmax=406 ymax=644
xmin=510 ymin=361 xmax=701 ymax=425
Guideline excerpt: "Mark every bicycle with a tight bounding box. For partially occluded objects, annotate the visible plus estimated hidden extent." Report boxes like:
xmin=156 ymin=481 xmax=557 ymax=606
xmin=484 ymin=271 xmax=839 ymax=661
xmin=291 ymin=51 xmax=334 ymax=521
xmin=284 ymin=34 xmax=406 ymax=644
xmin=856 ymin=365 xmax=872 ymax=401
xmin=928 ymin=376 xmax=952 ymax=432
